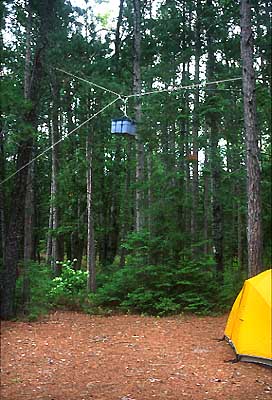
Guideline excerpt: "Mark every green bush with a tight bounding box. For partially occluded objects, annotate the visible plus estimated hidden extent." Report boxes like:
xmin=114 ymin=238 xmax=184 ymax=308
xmin=93 ymin=256 xmax=218 ymax=316
xmin=47 ymin=260 xmax=88 ymax=308
xmin=219 ymin=258 xmax=246 ymax=308
xmin=15 ymin=262 xmax=52 ymax=320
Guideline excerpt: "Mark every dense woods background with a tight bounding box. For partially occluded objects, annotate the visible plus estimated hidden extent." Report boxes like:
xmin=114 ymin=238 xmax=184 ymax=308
xmin=0 ymin=0 xmax=271 ymax=320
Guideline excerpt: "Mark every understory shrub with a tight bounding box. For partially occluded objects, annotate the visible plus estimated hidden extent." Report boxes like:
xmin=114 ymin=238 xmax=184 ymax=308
xmin=15 ymin=262 xmax=52 ymax=320
xmin=219 ymin=258 xmax=247 ymax=308
xmin=93 ymin=256 xmax=218 ymax=315
xmin=47 ymin=260 xmax=88 ymax=309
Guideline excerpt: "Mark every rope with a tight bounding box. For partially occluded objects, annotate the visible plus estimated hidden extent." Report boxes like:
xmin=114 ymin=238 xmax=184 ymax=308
xmin=125 ymin=77 xmax=242 ymax=98
xmin=0 ymin=97 xmax=120 ymax=186
xmin=56 ymin=68 xmax=121 ymax=97
xmin=1 ymin=74 xmax=242 ymax=186
xmin=56 ymin=67 xmax=242 ymax=100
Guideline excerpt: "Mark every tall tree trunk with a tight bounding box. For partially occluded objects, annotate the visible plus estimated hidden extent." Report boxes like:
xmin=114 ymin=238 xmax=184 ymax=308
xmin=119 ymin=142 xmax=133 ymax=268
xmin=22 ymin=159 xmax=34 ymax=310
xmin=191 ymin=0 xmax=200 ymax=249
xmin=182 ymin=62 xmax=191 ymax=245
xmin=114 ymin=0 xmax=125 ymax=73
xmin=50 ymin=77 xmax=61 ymax=276
xmin=0 ymin=129 xmax=5 ymax=262
xmin=46 ymin=196 xmax=53 ymax=263
xmin=203 ymin=145 xmax=211 ymax=256
xmin=185 ymin=129 xmax=191 ymax=241
xmin=1 ymin=148 xmax=30 ymax=318
xmin=1 ymin=0 xmax=57 ymax=319
xmin=0 ymin=2 xmax=5 ymax=263
xmin=71 ymin=199 xmax=84 ymax=270
xmin=133 ymin=0 xmax=144 ymax=232
xmin=240 ymin=0 xmax=262 ymax=277
xmin=147 ymin=153 xmax=152 ymax=234
xmin=46 ymin=115 xmax=53 ymax=264
xmin=22 ymin=6 xmax=34 ymax=310
xmin=24 ymin=3 xmax=32 ymax=100
xmin=206 ymin=0 xmax=224 ymax=281
xmin=237 ymin=196 xmax=244 ymax=269
xmin=86 ymin=130 xmax=96 ymax=293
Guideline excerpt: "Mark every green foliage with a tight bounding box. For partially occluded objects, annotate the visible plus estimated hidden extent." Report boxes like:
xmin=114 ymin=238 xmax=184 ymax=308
xmin=121 ymin=230 xmax=151 ymax=266
xmin=219 ymin=258 xmax=247 ymax=309
xmin=93 ymin=256 xmax=218 ymax=316
xmin=47 ymin=260 xmax=87 ymax=309
xmin=15 ymin=262 xmax=52 ymax=321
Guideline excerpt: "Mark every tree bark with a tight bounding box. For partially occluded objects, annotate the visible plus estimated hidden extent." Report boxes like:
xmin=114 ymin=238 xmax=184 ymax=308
xmin=119 ymin=142 xmax=133 ymax=268
xmin=191 ymin=0 xmax=200 ymax=249
xmin=240 ymin=0 xmax=263 ymax=277
xmin=46 ymin=194 xmax=53 ymax=264
xmin=114 ymin=0 xmax=125 ymax=73
xmin=22 ymin=5 xmax=34 ymax=310
xmin=133 ymin=0 xmax=144 ymax=232
xmin=147 ymin=153 xmax=152 ymax=234
xmin=1 ymin=137 xmax=34 ymax=319
xmin=1 ymin=0 xmax=57 ymax=319
xmin=237 ymin=196 xmax=244 ymax=269
xmin=206 ymin=0 xmax=224 ymax=282
xmin=0 ymin=129 xmax=5 ymax=262
xmin=203 ymin=147 xmax=211 ymax=256
xmin=22 ymin=159 xmax=35 ymax=310
xmin=50 ymin=76 xmax=62 ymax=276
xmin=86 ymin=131 xmax=96 ymax=293
xmin=71 ymin=199 xmax=84 ymax=270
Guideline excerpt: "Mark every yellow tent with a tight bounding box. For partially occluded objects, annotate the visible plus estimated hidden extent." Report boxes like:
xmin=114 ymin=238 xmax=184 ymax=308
xmin=224 ymin=269 xmax=272 ymax=366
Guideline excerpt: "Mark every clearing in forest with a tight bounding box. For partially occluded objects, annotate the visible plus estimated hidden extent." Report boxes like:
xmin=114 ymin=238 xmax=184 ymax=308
xmin=1 ymin=311 xmax=271 ymax=400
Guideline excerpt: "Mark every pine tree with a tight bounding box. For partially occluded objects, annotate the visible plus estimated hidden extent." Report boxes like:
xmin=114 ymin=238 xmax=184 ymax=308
xmin=240 ymin=0 xmax=263 ymax=277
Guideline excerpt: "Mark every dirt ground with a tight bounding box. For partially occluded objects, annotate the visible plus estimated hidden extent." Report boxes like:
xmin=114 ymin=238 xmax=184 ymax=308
xmin=1 ymin=311 xmax=271 ymax=400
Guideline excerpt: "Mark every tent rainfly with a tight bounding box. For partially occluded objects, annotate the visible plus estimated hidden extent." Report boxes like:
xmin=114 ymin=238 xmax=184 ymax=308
xmin=224 ymin=269 xmax=272 ymax=367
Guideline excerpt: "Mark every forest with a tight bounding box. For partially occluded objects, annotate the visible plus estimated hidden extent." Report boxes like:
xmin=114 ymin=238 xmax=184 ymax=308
xmin=0 ymin=0 xmax=271 ymax=321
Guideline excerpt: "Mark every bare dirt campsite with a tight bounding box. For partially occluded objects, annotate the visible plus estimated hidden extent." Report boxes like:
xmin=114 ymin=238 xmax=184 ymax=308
xmin=1 ymin=312 xmax=271 ymax=400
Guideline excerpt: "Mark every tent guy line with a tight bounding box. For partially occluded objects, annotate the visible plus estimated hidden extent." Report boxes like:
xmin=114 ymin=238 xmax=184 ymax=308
xmin=1 ymin=73 xmax=242 ymax=186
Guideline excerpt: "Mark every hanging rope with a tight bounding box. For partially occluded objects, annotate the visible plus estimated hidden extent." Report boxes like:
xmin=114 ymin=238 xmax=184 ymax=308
xmin=0 ymin=97 xmax=120 ymax=186
xmin=121 ymin=97 xmax=129 ymax=117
